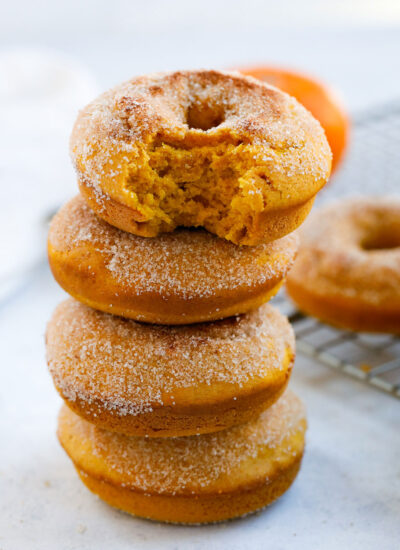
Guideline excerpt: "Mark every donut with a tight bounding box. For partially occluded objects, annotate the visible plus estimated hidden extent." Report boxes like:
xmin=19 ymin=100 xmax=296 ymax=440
xmin=46 ymin=299 xmax=295 ymax=437
xmin=57 ymin=390 xmax=306 ymax=524
xmin=70 ymin=70 xmax=331 ymax=246
xmin=48 ymin=196 xmax=298 ymax=325
xmin=286 ymin=197 xmax=400 ymax=333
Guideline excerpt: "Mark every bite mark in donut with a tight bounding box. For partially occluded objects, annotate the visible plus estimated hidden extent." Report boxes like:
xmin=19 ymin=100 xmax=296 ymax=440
xmin=71 ymin=70 xmax=331 ymax=245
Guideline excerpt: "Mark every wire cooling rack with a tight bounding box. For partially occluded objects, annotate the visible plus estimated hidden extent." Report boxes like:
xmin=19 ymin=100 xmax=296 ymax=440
xmin=274 ymin=99 xmax=400 ymax=399
xmin=273 ymin=292 xmax=400 ymax=399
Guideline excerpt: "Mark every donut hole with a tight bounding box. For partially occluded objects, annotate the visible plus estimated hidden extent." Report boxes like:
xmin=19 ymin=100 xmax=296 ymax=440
xmin=186 ymin=101 xmax=225 ymax=131
xmin=361 ymin=228 xmax=400 ymax=251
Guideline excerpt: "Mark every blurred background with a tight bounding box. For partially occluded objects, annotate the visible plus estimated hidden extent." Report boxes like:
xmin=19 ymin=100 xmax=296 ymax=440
xmin=2 ymin=2 xmax=400 ymax=548
xmin=2 ymin=0 xmax=400 ymax=296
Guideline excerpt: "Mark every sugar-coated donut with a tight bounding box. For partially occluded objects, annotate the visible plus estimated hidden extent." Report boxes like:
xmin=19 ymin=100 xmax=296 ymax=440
xmin=286 ymin=197 xmax=400 ymax=333
xmin=46 ymin=299 xmax=295 ymax=437
xmin=48 ymin=196 xmax=298 ymax=325
xmin=58 ymin=390 xmax=306 ymax=524
xmin=70 ymin=70 xmax=331 ymax=246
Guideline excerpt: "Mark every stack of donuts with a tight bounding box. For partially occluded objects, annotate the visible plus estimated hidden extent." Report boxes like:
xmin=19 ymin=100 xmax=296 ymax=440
xmin=46 ymin=70 xmax=331 ymax=524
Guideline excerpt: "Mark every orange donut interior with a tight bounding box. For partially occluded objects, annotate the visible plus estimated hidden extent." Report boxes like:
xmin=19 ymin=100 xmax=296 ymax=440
xmin=72 ymin=70 xmax=331 ymax=245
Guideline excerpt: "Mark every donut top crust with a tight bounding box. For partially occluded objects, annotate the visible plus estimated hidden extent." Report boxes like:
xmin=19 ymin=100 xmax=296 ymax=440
xmin=58 ymin=390 xmax=305 ymax=494
xmin=46 ymin=299 xmax=294 ymax=416
xmin=71 ymin=69 xmax=329 ymax=164
xmin=289 ymin=197 xmax=400 ymax=304
xmin=72 ymin=69 xmax=290 ymax=143
xmin=70 ymin=70 xmax=331 ymax=244
xmin=48 ymin=196 xmax=298 ymax=298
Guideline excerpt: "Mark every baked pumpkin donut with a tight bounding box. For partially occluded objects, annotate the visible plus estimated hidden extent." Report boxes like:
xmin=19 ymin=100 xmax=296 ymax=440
xmin=286 ymin=197 xmax=400 ymax=333
xmin=46 ymin=299 xmax=295 ymax=437
xmin=58 ymin=390 xmax=306 ymax=524
xmin=48 ymin=196 xmax=298 ymax=324
xmin=70 ymin=70 xmax=331 ymax=246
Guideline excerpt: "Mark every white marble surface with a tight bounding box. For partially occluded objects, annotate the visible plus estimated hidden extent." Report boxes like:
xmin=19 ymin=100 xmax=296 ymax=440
xmin=1 ymin=267 xmax=399 ymax=550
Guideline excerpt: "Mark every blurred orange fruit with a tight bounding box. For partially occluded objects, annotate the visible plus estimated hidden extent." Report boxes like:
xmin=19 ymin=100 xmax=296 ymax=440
xmin=238 ymin=66 xmax=350 ymax=173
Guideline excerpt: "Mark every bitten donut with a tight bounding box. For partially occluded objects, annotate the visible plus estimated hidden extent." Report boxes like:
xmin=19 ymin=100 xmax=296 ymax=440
xmin=46 ymin=299 xmax=295 ymax=437
xmin=286 ymin=197 xmax=400 ymax=333
xmin=48 ymin=196 xmax=298 ymax=324
xmin=70 ymin=70 xmax=331 ymax=246
xmin=58 ymin=390 xmax=306 ymax=524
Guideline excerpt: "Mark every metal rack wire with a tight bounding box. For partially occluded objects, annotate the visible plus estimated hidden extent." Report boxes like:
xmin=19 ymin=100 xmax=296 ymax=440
xmin=273 ymin=292 xmax=400 ymax=399
xmin=272 ymin=99 xmax=400 ymax=400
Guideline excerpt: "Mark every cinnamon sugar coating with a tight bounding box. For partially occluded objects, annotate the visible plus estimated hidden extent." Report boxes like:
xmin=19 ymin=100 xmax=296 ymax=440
xmin=71 ymin=70 xmax=331 ymax=245
xmin=46 ymin=299 xmax=295 ymax=436
xmin=57 ymin=391 xmax=306 ymax=523
xmin=287 ymin=197 xmax=400 ymax=333
xmin=48 ymin=196 xmax=298 ymax=324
